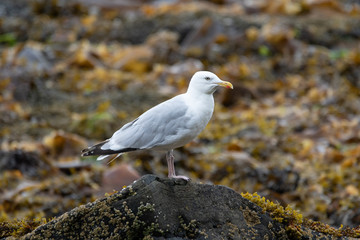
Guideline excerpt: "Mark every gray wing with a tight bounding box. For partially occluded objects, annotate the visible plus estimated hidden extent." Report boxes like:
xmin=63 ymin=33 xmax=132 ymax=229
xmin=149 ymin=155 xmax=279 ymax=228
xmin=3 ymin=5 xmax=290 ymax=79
xmin=104 ymin=94 xmax=193 ymax=151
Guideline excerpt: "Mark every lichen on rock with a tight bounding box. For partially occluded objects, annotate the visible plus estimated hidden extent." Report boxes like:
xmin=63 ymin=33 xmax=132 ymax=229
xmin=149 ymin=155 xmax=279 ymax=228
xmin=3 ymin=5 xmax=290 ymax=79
xmin=23 ymin=175 xmax=289 ymax=239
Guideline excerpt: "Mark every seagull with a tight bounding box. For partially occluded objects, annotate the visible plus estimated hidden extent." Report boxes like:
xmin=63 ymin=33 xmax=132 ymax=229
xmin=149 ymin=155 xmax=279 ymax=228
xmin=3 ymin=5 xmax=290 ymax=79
xmin=81 ymin=71 xmax=233 ymax=180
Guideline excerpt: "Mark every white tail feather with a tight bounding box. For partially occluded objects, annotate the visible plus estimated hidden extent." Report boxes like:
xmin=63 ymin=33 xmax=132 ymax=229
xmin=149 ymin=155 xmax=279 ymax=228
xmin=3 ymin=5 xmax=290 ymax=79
xmin=97 ymin=155 xmax=110 ymax=161
xmin=106 ymin=153 xmax=123 ymax=165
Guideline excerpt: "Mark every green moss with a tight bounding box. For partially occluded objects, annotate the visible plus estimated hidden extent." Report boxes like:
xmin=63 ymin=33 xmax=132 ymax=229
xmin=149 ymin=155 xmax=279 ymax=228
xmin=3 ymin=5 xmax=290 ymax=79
xmin=0 ymin=216 xmax=49 ymax=238
xmin=0 ymin=33 xmax=17 ymax=46
xmin=242 ymin=192 xmax=360 ymax=238
xmin=226 ymin=222 xmax=240 ymax=239
xmin=241 ymin=192 xmax=303 ymax=225
xmin=242 ymin=206 xmax=261 ymax=227
xmin=303 ymin=219 xmax=360 ymax=238
xmin=178 ymin=216 xmax=199 ymax=238
xmin=121 ymin=201 xmax=163 ymax=239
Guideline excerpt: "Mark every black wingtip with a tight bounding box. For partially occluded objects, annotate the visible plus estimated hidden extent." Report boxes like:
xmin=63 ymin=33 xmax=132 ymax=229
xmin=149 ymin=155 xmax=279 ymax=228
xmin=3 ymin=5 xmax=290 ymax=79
xmin=81 ymin=149 xmax=97 ymax=157
xmin=81 ymin=139 xmax=138 ymax=157
xmin=81 ymin=147 xmax=92 ymax=156
xmin=81 ymin=140 xmax=110 ymax=157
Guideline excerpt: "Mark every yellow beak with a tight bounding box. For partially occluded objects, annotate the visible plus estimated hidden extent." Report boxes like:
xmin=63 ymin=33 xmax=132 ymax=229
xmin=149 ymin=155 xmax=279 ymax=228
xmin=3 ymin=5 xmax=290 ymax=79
xmin=217 ymin=81 xmax=233 ymax=89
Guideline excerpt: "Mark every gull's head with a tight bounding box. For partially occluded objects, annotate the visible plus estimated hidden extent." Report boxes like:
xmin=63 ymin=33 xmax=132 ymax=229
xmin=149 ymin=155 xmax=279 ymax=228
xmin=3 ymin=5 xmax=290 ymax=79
xmin=188 ymin=71 xmax=233 ymax=95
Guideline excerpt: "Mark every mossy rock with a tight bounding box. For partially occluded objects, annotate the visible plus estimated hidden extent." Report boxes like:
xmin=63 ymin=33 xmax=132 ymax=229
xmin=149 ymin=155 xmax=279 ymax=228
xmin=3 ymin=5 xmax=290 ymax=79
xmin=22 ymin=175 xmax=342 ymax=239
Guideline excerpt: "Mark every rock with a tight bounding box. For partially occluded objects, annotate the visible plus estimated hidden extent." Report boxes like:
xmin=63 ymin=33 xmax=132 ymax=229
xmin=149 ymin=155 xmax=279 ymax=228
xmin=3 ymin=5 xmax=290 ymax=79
xmin=100 ymin=163 xmax=140 ymax=194
xmin=23 ymin=175 xmax=337 ymax=239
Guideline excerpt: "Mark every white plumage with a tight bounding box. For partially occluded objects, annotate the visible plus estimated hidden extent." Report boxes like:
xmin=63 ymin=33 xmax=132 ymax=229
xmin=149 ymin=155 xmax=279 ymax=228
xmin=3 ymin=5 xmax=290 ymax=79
xmin=82 ymin=71 xmax=233 ymax=180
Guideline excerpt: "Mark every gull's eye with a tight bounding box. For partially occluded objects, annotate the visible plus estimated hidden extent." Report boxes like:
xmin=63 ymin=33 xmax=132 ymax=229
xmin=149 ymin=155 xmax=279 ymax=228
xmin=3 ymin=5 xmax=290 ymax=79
xmin=205 ymin=76 xmax=211 ymax=80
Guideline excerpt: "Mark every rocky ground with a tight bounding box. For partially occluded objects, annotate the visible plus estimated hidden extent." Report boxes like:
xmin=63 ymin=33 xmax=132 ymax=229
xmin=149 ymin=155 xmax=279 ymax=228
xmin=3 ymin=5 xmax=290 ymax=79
xmin=22 ymin=175 xmax=341 ymax=240
xmin=1 ymin=0 xmax=360 ymax=238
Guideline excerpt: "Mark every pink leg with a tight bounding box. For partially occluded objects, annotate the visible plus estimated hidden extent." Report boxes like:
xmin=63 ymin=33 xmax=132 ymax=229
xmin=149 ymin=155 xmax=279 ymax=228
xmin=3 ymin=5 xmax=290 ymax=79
xmin=166 ymin=150 xmax=190 ymax=181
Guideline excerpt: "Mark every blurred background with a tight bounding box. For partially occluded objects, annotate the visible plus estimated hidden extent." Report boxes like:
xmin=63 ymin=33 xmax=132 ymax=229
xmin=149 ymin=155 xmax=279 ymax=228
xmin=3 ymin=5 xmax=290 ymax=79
xmin=1 ymin=0 xmax=360 ymax=233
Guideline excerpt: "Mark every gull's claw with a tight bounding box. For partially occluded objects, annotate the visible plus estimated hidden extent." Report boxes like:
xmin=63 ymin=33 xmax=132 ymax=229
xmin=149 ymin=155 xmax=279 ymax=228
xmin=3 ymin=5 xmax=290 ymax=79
xmin=168 ymin=174 xmax=190 ymax=181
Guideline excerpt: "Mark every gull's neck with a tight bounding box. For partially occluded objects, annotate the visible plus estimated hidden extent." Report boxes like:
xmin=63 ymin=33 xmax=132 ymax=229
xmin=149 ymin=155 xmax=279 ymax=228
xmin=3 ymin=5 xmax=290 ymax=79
xmin=186 ymin=85 xmax=217 ymax=96
xmin=183 ymin=87 xmax=215 ymax=125
xmin=184 ymin=87 xmax=215 ymax=110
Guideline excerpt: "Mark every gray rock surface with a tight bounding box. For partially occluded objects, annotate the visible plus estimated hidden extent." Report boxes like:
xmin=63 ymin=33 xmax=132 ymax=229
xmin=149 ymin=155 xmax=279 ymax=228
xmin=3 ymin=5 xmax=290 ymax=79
xmin=23 ymin=175 xmax=338 ymax=239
